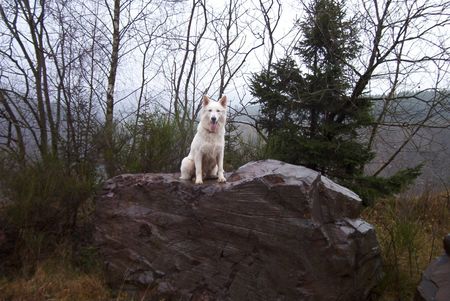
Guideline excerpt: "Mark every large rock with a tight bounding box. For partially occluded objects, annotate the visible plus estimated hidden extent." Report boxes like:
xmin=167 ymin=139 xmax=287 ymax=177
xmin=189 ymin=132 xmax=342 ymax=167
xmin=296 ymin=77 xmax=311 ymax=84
xmin=415 ymin=234 xmax=450 ymax=301
xmin=94 ymin=160 xmax=382 ymax=300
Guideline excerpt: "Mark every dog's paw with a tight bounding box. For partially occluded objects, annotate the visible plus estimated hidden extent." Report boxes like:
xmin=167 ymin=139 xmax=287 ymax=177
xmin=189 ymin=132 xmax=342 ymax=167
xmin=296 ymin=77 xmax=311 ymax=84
xmin=195 ymin=178 xmax=203 ymax=185
xmin=217 ymin=176 xmax=226 ymax=183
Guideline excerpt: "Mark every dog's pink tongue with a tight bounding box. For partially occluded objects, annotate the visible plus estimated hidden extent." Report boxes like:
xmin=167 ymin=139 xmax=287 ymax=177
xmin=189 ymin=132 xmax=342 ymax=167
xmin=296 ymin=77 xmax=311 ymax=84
xmin=210 ymin=123 xmax=218 ymax=132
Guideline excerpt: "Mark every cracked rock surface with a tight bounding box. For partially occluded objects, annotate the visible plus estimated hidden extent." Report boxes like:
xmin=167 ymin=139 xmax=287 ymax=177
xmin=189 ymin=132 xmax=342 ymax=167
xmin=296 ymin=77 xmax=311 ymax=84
xmin=93 ymin=159 xmax=382 ymax=300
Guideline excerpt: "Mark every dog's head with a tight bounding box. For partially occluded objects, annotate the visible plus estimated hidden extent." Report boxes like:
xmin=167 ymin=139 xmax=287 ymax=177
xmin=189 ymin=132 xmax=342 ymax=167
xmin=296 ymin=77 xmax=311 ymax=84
xmin=201 ymin=95 xmax=227 ymax=133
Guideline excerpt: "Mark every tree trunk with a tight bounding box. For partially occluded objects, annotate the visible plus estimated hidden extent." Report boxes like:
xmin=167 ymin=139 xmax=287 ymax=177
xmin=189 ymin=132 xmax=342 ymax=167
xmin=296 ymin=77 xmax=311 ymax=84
xmin=104 ymin=0 xmax=121 ymax=177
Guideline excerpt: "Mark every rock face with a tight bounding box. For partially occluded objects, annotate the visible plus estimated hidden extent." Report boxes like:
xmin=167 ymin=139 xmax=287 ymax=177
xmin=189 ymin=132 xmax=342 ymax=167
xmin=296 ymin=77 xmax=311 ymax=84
xmin=415 ymin=234 xmax=450 ymax=301
xmin=94 ymin=160 xmax=382 ymax=300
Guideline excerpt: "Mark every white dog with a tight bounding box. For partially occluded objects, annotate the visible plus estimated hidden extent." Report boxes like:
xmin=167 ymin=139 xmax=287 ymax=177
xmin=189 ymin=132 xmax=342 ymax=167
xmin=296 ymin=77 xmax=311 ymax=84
xmin=180 ymin=95 xmax=227 ymax=184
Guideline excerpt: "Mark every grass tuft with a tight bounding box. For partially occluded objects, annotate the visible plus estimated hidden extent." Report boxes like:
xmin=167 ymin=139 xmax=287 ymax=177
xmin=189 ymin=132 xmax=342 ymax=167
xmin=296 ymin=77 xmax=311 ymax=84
xmin=363 ymin=192 xmax=450 ymax=300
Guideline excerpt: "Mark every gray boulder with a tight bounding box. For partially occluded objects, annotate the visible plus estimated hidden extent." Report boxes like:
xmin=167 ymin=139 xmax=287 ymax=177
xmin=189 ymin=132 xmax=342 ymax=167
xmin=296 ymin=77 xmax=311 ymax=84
xmin=416 ymin=234 xmax=450 ymax=301
xmin=93 ymin=160 xmax=382 ymax=300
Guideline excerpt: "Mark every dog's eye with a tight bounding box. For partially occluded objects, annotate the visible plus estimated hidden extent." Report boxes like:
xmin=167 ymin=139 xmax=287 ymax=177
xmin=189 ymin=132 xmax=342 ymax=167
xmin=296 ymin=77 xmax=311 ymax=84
xmin=216 ymin=110 xmax=220 ymax=112
xmin=208 ymin=109 xmax=212 ymax=112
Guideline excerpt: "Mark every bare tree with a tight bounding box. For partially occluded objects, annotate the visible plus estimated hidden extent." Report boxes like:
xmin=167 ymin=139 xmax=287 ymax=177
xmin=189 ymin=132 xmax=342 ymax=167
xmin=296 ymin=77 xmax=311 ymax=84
xmin=71 ymin=0 xmax=161 ymax=175
xmin=171 ymin=0 xmax=208 ymax=129
xmin=224 ymin=0 xmax=282 ymax=142
xmin=128 ymin=4 xmax=170 ymax=156
xmin=0 ymin=0 xmax=108 ymax=166
xmin=0 ymin=0 xmax=82 ymax=162
xmin=212 ymin=0 xmax=266 ymax=97
xmin=351 ymin=0 xmax=450 ymax=178
xmin=102 ymin=0 xmax=121 ymax=176
xmin=258 ymin=0 xmax=282 ymax=72
xmin=0 ymin=90 xmax=26 ymax=161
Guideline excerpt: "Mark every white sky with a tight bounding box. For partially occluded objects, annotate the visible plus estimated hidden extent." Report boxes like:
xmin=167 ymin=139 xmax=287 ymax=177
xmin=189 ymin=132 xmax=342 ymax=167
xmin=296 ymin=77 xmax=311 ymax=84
xmin=1 ymin=0 xmax=448 ymax=116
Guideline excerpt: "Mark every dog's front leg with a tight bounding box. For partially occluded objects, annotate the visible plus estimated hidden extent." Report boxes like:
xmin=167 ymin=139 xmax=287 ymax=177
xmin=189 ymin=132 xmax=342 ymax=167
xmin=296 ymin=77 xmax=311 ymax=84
xmin=194 ymin=152 xmax=203 ymax=184
xmin=217 ymin=150 xmax=226 ymax=183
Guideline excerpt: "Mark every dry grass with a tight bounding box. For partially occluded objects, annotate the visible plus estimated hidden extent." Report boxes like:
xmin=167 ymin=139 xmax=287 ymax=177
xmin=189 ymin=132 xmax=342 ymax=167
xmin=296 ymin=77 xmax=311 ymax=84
xmin=0 ymin=259 xmax=110 ymax=301
xmin=362 ymin=192 xmax=450 ymax=300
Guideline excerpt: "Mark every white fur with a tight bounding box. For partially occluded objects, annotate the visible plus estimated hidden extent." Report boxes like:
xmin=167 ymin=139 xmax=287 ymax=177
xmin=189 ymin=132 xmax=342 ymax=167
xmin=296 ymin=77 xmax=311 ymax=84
xmin=180 ymin=95 xmax=227 ymax=184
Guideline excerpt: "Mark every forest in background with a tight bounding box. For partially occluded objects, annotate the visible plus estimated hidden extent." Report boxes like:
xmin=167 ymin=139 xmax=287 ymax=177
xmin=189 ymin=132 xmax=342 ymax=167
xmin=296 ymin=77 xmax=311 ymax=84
xmin=1 ymin=0 xmax=450 ymax=300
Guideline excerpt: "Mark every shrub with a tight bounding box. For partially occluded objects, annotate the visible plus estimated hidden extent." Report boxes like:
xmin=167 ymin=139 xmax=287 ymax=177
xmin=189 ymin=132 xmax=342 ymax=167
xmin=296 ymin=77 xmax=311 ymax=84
xmin=123 ymin=113 xmax=193 ymax=173
xmin=224 ymin=133 xmax=265 ymax=170
xmin=363 ymin=193 xmax=450 ymax=300
xmin=2 ymin=157 xmax=96 ymax=232
xmin=0 ymin=155 xmax=98 ymax=271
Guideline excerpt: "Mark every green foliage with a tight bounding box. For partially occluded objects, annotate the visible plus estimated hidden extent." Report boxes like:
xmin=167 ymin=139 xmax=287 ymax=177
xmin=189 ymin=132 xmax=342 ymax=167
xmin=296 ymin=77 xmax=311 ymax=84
xmin=350 ymin=164 xmax=424 ymax=206
xmin=123 ymin=112 xmax=262 ymax=173
xmin=297 ymin=0 xmax=360 ymax=82
xmin=263 ymin=129 xmax=375 ymax=178
xmin=0 ymin=155 xmax=98 ymax=270
xmin=123 ymin=113 xmax=193 ymax=173
xmin=251 ymin=0 xmax=373 ymax=178
xmin=225 ymin=132 xmax=265 ymax=170
xmin=72 ymin=245 xmax=103 ymax=274
xmin=1 ymin=157 xmax=97 ymax=232
xmin=0 ymin=153 xmax=108 ymax=297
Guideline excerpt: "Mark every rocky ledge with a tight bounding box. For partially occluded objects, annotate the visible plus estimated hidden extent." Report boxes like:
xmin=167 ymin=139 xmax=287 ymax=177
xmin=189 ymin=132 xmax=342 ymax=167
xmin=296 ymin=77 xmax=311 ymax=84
xmin=93 ymin=159 xmax=382 ymax=300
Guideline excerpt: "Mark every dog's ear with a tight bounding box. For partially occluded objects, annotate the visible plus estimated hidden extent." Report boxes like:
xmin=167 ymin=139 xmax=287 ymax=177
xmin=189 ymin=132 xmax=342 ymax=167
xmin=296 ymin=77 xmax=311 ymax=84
xmin=202 ymin=95 xmax=210 ymax=107
xmin=219 ymin=95 xmax=227 ymax=108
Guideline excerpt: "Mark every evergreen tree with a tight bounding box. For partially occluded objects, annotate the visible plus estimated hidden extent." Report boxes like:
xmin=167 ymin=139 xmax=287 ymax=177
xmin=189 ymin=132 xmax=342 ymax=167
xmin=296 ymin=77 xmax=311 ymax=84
xmin=252 ymin=0 xmax=372 ymax=179
xmin=250 ymin=0 xmax=421 ymax=204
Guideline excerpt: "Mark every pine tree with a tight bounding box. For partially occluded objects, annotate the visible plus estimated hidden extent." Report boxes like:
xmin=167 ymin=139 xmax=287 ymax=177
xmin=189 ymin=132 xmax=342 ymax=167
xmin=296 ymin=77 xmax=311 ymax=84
xmin=250 ymin=0 xmax=421 ymax=204
xmin=252 ymin=0 xmax=373 ymax=179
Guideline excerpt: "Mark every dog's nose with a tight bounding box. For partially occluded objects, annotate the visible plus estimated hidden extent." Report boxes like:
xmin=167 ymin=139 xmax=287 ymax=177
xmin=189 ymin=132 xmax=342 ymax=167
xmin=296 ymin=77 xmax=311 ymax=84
xmin=211 ymin=116 xmax=217 ymax=123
